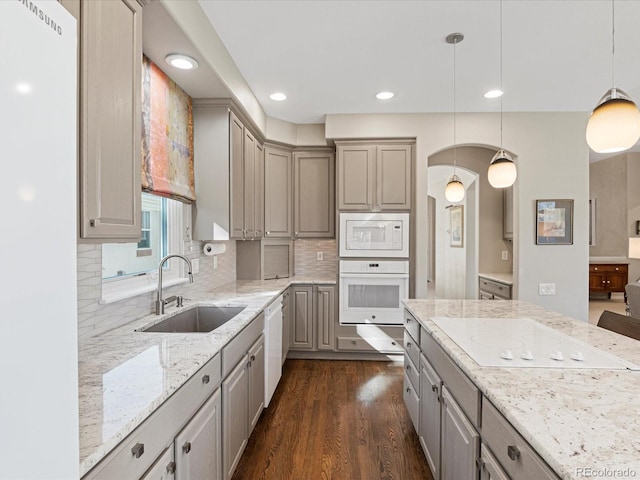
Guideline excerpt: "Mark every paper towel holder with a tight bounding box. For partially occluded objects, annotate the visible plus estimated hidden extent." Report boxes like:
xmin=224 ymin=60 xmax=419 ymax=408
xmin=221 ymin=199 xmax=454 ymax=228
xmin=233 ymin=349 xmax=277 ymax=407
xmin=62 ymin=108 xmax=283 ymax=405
xmin=203 ymin=242 xmax=226 ymax=256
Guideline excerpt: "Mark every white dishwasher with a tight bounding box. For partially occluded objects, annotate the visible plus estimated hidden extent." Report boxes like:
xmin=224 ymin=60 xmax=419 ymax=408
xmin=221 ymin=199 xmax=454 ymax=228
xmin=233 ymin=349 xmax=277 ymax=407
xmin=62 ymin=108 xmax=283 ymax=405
xmin=264 ymin=294 xmax=283 ymax=407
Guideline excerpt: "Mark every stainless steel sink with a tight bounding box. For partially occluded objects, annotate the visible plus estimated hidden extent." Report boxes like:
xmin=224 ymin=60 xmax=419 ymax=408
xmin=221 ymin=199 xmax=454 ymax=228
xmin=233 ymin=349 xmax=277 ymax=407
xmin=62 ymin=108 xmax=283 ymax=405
xmin=140 ymin=306 xmax=246 ymax=333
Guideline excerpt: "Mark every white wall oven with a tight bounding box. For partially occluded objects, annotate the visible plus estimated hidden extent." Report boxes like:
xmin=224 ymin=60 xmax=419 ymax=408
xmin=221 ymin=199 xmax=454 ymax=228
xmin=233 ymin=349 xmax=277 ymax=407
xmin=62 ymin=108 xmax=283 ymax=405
xmin=339 ymin=213 xmax=409 ymax=258
xmin=339 ymin=260 xmax=409 ymax=325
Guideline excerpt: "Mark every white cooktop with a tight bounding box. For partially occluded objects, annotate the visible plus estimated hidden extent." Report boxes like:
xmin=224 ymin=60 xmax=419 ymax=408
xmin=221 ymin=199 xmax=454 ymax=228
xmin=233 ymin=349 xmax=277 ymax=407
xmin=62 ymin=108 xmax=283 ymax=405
xmin=431 ymin=317 xmax=640 ymax=370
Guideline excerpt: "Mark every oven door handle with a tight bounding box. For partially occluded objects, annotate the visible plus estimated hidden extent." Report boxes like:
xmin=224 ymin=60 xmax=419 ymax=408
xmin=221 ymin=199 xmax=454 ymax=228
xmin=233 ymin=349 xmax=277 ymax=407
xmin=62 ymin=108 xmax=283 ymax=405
xmin=339 ymin=273 xmax=409 ymax=278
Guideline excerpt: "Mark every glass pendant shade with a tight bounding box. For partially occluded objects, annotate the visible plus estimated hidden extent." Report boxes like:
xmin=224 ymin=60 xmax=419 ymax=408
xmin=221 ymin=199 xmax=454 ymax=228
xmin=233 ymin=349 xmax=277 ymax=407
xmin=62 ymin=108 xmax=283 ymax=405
xmin=586 ymin=88 xmax=640 ymax=153
xmin=488 ymin=149 xmax=517 ymax=188
xmin=445 ymin=175 xmax=465 ymax=202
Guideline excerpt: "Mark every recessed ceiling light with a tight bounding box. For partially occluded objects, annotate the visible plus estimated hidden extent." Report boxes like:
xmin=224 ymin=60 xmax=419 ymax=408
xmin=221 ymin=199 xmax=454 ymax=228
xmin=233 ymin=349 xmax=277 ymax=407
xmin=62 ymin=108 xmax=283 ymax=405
xmin=269 ymin=92 xmax=287 ymax=101
xmin=484 ymin=89 xmax=503 ymax=99
xmin=376 ymin=91 xmax=394 ymax=100
xmin=165 ymin=54 xmax=199 ymax=70
xmin=16 ymin=82 xmax=32 ymax=94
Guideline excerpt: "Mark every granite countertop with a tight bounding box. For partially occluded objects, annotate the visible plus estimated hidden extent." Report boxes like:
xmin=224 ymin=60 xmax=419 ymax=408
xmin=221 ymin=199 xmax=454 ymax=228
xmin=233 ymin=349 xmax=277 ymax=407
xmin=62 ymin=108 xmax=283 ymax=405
xmin=403 ymin=299 xmax=640 ymax=480
xmin=78 ymin=275 xmax=335 ymax=476
xmin=478 ymin=272 xmax=513 ymax=285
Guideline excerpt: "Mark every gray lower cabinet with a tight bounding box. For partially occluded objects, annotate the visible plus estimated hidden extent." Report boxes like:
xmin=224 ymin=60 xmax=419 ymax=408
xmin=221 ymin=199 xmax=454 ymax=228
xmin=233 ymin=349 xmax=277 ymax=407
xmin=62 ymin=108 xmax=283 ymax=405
xmin=282 ymin=289 xmax=291 ymax=363
xmin=289 ymin=284 xmax=336 ymax=351
xmin=293 ymin=151 xmax=335 ymax=238
xmin=175 ymin=389 xmax=222 ymax=480
xmin=221 ymin=323 xmax=265 ymax=480
xmin=140 ymin=445 xmax=175 ymax=480
xmin=65 ymin=0 xmax=143 ymax=241
xmin=441 ymin=386 xmax=479 ymax=480
xmin=419 ymin=354 xmax=442 ymax=480
xmin=222 ymin=355 xmax=249 ymax=480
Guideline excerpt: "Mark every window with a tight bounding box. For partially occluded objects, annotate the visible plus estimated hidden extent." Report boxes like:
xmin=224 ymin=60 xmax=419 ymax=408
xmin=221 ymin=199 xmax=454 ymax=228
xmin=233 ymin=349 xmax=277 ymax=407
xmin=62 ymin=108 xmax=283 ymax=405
xmin=101 ymin=192 xmax=186 ymax=303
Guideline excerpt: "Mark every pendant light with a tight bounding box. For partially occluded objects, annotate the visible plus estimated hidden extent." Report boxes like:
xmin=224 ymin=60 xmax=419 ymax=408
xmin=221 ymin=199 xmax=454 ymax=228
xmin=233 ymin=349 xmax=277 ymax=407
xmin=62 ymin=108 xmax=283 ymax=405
xmin=445 ymin=33 xmax=465 ymax=203
xmin=586 ymin=0 xmax=640 ymax=153
xmin=488 ymin=0 xmax=517 ymax=189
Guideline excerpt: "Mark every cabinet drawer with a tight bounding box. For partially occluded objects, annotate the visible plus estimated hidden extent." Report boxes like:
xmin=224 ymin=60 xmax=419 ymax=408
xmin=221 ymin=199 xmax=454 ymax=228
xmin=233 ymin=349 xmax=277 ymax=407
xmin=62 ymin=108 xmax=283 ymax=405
xmin=404 ymin=353 xmax=419 ymax=392
xmin=403 ymin=309 xmax=420 ymax=343
xmin=482 ymin=400 xmax=560 ymax=480
xmin=403 ymin=329 xmax=420 ymax=367
xmin=589 ymin=263 xmax=627 ymax=274
xmin=83 ymin=354 xmax=221 ymax=480
xmin=222 ymin=313 xmax=264 ymax=378
xmin=478 ymin=278 xmax=511 ymax=299
xmin=421 ymin=328 xmax=481 ymax=427
xmin=336 ymin=336 xmax=402 ymax=353
xmin=403 ymin=373 xmax=420 ymax=431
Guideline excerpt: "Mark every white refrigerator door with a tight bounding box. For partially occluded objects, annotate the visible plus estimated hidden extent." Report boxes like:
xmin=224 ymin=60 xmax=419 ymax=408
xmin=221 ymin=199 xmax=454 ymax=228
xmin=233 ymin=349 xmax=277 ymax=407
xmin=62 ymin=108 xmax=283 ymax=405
xmin=0 ymin=1 xmax=79 ymax=477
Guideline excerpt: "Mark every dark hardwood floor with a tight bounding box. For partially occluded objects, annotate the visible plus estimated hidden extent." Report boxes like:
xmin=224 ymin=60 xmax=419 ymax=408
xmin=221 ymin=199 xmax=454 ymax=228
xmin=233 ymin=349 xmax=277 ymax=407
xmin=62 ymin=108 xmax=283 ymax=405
xmin=231 ymin=359 xmax=434 ymax=480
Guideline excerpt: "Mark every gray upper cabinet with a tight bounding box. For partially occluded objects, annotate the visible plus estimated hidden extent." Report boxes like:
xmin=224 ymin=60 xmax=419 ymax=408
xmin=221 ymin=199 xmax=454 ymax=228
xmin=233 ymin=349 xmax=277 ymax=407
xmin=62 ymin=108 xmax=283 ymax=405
xmin=337 ymin=141 xmax=413 ymax=212
xmin=193 ymin=105 xmax=263 ymax=241
xmin=264 ymin=146 xmax=293 ymax=238
xmin=293 ymin=151 xmax=335 ymax=238
xmin=77 ymin=0 xmax=143 ymax=241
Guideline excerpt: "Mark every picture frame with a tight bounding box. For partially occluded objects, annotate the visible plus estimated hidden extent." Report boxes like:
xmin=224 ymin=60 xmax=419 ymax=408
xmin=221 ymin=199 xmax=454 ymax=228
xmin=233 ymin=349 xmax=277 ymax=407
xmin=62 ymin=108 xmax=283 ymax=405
xmin=536 ymin=199 xmax=573 ymax=245
xmin=589 ymin=198 xmax=596 ymax=247
xmin=450 ymin=205 xmax=464 ymax=247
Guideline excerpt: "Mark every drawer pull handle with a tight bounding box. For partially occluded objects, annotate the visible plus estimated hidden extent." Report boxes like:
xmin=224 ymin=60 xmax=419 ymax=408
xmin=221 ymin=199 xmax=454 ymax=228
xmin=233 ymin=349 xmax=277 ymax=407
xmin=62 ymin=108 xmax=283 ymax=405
xmin=406 ymin=342 xmax=412 ymax=348
xmin=183 ymin=442 xmax=192 ymax=454
xmin=406 ymin=318 xmax=412 ymax=323
xmin=391 ymin=341 xmax=396 ymax=346
xmin=202 ymin=374 xmax=210 ymax=384
xmin=406 ymin=387 xmax=411 ymax=393
xmin=507 ymin=445 xmax=520 ymax=461
xmin=251 ymin=355 xmax=256 ymax=362
xmin=352 ymin=340 xmax=357 ymax=345
xmin=431 ymin=385 xmax=438 ymax=392
xmin=166 ymin=461 xmax=176 ymax=474
xmin=406 ymin=365 xmax=411 ymax=371
xmin=131 ymin=443 xmax=144 ymax=459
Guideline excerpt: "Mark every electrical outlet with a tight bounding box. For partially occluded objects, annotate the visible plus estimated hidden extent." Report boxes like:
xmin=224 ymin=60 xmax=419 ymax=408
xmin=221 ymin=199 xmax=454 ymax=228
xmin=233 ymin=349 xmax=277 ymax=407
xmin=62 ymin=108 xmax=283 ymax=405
xmin=191 ymin=258 xmax=200 ymax=274
xmin=501 ymin=251 xmax=508 ymax=261
xmin=538 ymin=283 xmax=556 ymax=295
xmin=213 ymin=256 xmax=218 ymax=270
xmin=317 ymin=251 xmax=324 ymax=261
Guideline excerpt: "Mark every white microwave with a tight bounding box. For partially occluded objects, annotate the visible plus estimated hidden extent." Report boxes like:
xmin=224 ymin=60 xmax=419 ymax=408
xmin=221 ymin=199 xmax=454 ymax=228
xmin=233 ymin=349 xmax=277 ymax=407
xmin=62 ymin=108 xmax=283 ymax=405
xmin=339 ymin=213 xmax=409 ymax=258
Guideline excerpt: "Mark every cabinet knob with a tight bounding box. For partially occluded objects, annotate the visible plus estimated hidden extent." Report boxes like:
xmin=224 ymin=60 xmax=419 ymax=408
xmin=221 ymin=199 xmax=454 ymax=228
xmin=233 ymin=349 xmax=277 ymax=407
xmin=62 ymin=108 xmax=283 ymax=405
xmin=131 ymin=443 xmax=144 ymax=459
xmin=406 ymin=387 xmax=411 ymax=393
xmin=406 ymin=318 xmax=412 ymax=323
xmin=182 ymin=442 xmax=192 ymax=454
xmin=594 ymin=267 xmax=598 ymax=270
xmin=406 ymin=364 xmax=411 ymax=371
xmin=166 ymin=461 xmax=176 ymax=474
xmin=202 ymin=374 xmax=210 ymax=384
xmin=406 ymin=342 xmax=412 ymax=348
xmin=251 ymin=354 xmax=256 ymax=362
xmin=89 ymin=218 xmax=99 ymax=227
xmin=616 ymin=267 xmax=619 ymax=271
xmin=266 ymin=231 xmax=270 ymax=235
xmin=391 ymin=341 xmax=396 ymax=346
xmin=507 ymin=445 xmax=520 ymax=461
xmin=372 ymin=315 xmax=376 ymax=319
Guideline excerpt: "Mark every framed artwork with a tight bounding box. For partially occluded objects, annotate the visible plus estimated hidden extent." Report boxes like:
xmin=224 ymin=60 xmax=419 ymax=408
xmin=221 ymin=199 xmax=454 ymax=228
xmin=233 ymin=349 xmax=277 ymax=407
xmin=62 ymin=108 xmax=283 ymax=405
xmin=536 ymin=199 xmax=573 ymax=245
xmin=450 ymin=205 xmax=464 ymax=247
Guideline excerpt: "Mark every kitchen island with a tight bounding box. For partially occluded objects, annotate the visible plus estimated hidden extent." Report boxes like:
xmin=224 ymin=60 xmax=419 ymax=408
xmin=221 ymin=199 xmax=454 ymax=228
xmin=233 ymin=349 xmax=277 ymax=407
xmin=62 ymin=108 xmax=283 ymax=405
xmin=403 ymin=299 xmax=640 ymax=480
xmin=78 ymin=276 xmax=334 ymax=477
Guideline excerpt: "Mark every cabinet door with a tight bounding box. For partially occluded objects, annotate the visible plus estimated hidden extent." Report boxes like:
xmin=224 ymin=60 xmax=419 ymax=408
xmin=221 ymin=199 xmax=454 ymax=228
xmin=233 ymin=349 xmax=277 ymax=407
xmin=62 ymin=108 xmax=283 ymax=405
xmin=175 ymin=389 xmax=222 ymax=480
xmin=243 ymin=129 xmax=256 ymax=238
xmin=254 ymin=143 xmax=264 ymax=238
xmin=607 ymin=269 xmax=628 ymax=292
xmin=140 ymin=445 xmax=175 ymax=480
xmin=293 ymin=152 xmax=335 ymax=237
xmin=441 ymin=387 xmax=479 ymax=480
xmin=229 ymin=112 xmax=245 ymax=239
xmin=248 ymin=336 xmax=265 ymax=432
xmin=376 ymin=144 xmax=412 ymax=210
xmin=79 ymin=0 xmax=142 ymax=240
xmin=290 ymin=286 xmax=315 ymax=350
xmin=337 ymin=145 xmax=375 ymax=210
xmin=264 ymin=147 xmax=292 ymax=237
xmin=317 ymin=286 xmax=335 ymax=350
xmin=480 ymin=444 xmax=510 ymax=480
xmin=222 ymin=357 xmax=248 ymax=480
xmin=420 ymin=355 xmax=442 ymax=480
xmin=589 ymin=269 xmax=607 ymax=292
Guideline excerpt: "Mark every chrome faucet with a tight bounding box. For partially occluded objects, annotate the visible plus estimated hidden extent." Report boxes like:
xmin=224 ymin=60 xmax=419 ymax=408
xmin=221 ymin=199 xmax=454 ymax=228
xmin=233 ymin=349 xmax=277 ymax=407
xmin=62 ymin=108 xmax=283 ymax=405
xmin=156 ymin=254 xmax=194 ymax=315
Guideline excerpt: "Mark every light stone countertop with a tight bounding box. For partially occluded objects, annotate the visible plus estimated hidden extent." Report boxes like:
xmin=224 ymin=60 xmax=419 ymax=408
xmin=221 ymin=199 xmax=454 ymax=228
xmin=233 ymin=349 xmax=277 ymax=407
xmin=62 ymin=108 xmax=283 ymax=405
xmin=478 ymin=272 xmax=513 ymax=285
xmin=78 ymin=275 xmax=335 ymax=477
xmin=403 ymin=299 xmax=640 ymax=480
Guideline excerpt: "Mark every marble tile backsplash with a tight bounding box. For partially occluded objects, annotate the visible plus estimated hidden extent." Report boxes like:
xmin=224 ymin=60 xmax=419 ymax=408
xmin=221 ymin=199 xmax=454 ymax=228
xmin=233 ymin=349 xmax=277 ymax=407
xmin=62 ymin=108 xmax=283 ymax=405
xmin=293 ymin=239 xmax=337 ymax=277
xmin=77 ymin=241 xmax=236 ymax=341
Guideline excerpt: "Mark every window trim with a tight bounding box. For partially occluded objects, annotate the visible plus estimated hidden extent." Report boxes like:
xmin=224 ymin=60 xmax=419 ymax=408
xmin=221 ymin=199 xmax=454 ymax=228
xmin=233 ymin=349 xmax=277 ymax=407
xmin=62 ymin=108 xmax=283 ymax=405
xmin=100 ymin=197 xmax=187 ymax=305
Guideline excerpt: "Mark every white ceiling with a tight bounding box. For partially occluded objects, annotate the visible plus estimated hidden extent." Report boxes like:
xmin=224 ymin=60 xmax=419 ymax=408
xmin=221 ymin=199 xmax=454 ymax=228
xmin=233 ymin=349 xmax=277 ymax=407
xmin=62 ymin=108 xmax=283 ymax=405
xmin=196 ymin=0 xmax=640 ymax=126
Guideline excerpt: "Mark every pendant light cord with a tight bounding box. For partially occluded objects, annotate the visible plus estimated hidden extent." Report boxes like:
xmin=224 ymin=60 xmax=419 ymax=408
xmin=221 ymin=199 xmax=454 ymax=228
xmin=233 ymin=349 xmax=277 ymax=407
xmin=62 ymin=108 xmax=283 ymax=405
xmin=453 ymin=35 xmax=457 ymax=177
xmin=499 ymin=0 xmax=503 ymax=149
xmin=611 ymin=0 xmax=615 ymax=89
